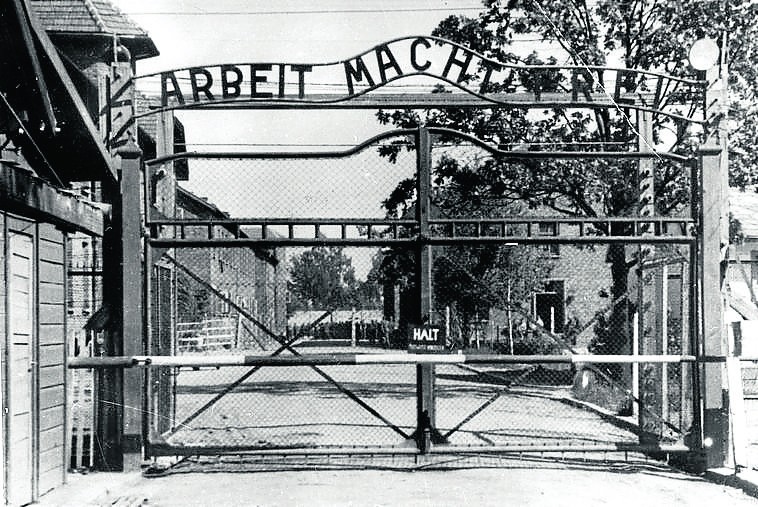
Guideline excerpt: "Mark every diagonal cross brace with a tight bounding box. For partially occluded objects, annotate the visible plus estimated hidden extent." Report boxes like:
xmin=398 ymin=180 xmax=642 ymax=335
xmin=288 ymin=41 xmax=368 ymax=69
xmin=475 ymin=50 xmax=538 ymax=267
xmin=441 ymin=252 xmax=686 ymax=436
xmin=443 ymin=363 xmax=540 ymax=440
xmin=162 ymin=254 xmax=409 ymax=439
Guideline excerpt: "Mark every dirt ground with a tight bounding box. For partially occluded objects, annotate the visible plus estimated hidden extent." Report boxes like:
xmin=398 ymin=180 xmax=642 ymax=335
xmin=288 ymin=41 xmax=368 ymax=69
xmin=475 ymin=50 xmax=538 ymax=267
xmin=39 ymin=461 xmax=758 ymax=507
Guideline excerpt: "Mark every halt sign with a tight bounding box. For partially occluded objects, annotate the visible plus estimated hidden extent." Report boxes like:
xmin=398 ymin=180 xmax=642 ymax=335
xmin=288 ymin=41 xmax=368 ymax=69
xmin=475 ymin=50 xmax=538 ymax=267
xmin=408 ymin=325 xmax=446 ymax=353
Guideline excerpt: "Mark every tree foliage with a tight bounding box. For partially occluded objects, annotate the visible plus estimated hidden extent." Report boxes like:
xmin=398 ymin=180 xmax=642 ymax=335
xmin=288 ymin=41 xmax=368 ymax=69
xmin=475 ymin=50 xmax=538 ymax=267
xmin=288 ymin=246 xmax=380 ymax=310
xmin=377 ymin=0 xmax=758 ymax=359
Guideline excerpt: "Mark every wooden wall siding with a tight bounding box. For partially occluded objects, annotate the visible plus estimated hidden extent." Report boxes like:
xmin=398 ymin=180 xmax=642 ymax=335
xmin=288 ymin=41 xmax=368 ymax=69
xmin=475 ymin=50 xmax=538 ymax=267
xmin=8 ymin=229 xmax=34 ymax=506
xmin=0 ymin=212 xmax=5 ymax=506
xmin=36 ymin=223 xmax=66 ymax=496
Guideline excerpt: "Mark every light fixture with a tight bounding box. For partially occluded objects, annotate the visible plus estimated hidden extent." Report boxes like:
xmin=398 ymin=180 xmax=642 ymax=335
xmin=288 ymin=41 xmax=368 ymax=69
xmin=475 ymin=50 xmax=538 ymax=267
xmin=688 ymin=37 xmax=720 ymax=71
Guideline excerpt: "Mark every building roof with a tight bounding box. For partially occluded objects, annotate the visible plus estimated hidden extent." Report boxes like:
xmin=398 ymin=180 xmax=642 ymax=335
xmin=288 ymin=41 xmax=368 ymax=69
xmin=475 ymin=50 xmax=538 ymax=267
xmin=730 ymin=187 xmax=758 ymax=239
xmin=30 ymin=0 xmax=159 ymax=59
xmin=31 ymin=0 xmax=146 ymax=36
xmin=0 ymin=0 xmax=116 ymax=184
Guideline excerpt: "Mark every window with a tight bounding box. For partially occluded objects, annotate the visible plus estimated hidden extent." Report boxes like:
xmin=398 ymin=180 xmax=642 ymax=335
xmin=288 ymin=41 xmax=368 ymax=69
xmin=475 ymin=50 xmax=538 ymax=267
xmin=537 ymin=222 xmax=560 ymax=257
xmin=221 ymin=290 xmax=231 ymax=314
xmin=533 ymin=280 xmax=565 ymax=333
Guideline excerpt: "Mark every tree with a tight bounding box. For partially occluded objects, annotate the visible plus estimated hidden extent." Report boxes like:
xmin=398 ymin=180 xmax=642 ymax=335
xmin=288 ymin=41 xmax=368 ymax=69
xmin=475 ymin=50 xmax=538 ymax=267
xmin=377 ymin=1 xmax=758 ymax=367
xmin=289 ymin=246 xmax=358 ymax=310
xmin=434 ymin=244 xmax=550 ymax=345
xmin=376 ymin=157 xmax=552 ymax=343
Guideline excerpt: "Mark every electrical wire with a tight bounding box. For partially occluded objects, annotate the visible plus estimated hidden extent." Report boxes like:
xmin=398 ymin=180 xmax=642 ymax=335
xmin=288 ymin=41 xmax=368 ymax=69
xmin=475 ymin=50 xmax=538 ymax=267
xmin=123 ymin=7 xmax=487 ymax=16
xmin=528 ymin=0 xmax=664 ymax=161
xmin=0 ymin=91 xmax=64 ymax=186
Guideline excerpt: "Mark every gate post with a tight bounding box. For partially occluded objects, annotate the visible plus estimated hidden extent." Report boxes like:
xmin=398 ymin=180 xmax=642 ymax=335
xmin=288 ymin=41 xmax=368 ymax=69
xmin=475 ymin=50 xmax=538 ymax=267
xmin=413 ymin=125 xmax=445 ymax=451
xmin=699 ymin=139 xmax=728 ymax=468
xmin=118 ymin=140 xmax=145 ymax=468
xmin=95 ymin=47 xmax=144 ymax=471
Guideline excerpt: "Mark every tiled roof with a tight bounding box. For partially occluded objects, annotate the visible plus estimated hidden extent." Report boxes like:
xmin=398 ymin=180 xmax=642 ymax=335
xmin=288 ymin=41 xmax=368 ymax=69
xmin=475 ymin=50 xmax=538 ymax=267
xmin=730 ymin=187 xmax=758 ymax=238
xmin=30 ymin=0 xmax=148 ymax=37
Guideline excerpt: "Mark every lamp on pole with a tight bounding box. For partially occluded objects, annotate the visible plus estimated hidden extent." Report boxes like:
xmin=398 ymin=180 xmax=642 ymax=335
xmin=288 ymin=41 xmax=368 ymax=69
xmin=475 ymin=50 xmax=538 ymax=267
xmin=689 ymin=34 xmax=729 ymax=470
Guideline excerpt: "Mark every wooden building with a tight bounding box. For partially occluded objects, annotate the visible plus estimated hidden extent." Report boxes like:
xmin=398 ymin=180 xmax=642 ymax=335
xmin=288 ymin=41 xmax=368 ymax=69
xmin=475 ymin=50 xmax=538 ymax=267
xmin=1 ymin=1 xmax=156 ymax=504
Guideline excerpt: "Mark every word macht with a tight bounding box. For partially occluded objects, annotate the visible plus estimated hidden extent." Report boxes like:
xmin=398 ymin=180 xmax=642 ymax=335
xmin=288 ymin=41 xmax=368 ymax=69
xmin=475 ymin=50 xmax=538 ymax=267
xmin=148 ymin=35 xmax=674 ymax=110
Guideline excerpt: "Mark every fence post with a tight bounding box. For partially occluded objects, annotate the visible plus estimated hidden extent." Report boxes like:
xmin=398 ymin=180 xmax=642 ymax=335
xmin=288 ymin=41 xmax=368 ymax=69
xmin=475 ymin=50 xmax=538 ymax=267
xmin=413 ymin=125 xmax=445 ymax=451
xmin=95 ymin=47 xmax=141 ymax=471
xmin=118 ymin=139 xmax=144 ymax=468
xmin=700 ymin=140 xmax=728 ymax=468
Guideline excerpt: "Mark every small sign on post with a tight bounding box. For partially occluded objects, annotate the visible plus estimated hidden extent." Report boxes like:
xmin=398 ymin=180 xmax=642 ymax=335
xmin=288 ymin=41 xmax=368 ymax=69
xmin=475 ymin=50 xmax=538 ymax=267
xmin=408 ymin=325 xmax=446 ymax=353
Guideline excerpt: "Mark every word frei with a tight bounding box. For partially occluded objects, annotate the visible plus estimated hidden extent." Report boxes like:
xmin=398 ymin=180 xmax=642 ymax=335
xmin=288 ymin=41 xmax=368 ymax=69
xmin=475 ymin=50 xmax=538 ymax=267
xmin=150 ymin=36 xmax=674 ymax=109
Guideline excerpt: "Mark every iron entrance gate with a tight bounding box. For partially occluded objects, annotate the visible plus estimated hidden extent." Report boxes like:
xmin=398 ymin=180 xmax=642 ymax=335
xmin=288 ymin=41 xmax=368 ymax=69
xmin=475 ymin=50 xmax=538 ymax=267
xmin=141 ymin=125 xmax=699 ymax=463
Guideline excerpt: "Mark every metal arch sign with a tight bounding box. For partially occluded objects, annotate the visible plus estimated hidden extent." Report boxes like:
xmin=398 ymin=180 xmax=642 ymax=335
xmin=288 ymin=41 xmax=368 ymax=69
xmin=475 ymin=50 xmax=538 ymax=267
xmin=133 ymin=35 xmax=705 ymax=123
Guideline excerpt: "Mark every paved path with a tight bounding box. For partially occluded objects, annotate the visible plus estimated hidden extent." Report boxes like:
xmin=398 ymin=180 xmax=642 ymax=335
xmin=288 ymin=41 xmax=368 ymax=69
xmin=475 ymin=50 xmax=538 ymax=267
xmin=164 ymin=363 xmax=641 ymax=450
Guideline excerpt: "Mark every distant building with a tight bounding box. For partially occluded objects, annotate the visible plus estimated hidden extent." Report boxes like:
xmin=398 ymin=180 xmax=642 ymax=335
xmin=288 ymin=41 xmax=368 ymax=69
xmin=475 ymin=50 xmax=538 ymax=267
xmin=727 ymin=187 xmax=758 ymax=320
xmin=171 ymin=186 xmax=287 ymax=346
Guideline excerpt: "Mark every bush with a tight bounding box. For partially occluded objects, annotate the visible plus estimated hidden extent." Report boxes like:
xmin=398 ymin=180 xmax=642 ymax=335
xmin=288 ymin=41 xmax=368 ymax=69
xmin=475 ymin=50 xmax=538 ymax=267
xmin=511 ymin=332 xmax=561 ymax=355
xmin=306 ymin=321 xmax=389 ymax=344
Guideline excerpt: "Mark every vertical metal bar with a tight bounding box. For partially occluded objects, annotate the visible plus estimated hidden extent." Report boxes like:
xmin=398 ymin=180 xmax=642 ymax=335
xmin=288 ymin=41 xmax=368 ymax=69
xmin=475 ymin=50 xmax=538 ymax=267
xmin=689 ymin=201 xmax=702 ymax=455
xmin=415 ymin=125 xmax=437 ymax=452
xmin=142 ymin=143 xmax=153 ymax=460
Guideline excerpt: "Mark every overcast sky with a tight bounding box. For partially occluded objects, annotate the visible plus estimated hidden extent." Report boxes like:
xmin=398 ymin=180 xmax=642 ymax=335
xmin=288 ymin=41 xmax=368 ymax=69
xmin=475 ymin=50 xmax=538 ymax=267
xmin=111 ymin=0 xmax=489 ymax=145
xmin=109 ymin=1 xmax=552 ymax=277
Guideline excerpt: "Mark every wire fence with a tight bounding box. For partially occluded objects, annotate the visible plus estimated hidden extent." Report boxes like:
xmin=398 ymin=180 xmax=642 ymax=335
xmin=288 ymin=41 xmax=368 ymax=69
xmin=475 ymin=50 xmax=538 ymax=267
xmin=144 ymin=131 xmax=697 ymax=458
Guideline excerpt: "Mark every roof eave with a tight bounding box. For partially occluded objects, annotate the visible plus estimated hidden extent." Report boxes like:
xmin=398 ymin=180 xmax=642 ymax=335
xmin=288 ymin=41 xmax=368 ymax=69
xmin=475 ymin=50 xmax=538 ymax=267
xmin=23 ymin=0 xmax=116 ymax=183
xmin=47 ymin=31 xmax=160 ymax=60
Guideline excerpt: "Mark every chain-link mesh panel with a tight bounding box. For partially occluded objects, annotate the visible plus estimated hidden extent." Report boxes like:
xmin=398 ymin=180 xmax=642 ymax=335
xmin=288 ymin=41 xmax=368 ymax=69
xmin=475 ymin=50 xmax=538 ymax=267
xmin=636 ymin=245 xmax=694 ymax=444
xmin=428 ymin=137 xmax=693 ymax=221
xmin=426 ymin=243 xmax=694 ymax=448
xmin=162 ymin=364 xmax=417 ymax=449
xmin=435 ymin=362 xmax=637 ymax=447
xmin=66 ymin=231 xmax=102 ymax=469
xmin=148 ymin=244 xmax=423 ymax=449
xmin=143 ymin=129 xmax=696 ymax=455
xmin=148 ymin=143 xmax=416 ymax=221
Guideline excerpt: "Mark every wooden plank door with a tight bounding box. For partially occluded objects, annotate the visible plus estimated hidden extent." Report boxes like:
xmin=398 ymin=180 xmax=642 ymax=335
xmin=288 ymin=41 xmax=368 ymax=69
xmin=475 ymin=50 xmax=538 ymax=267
xmin=8 ymin=231 xmax=34 ymax=506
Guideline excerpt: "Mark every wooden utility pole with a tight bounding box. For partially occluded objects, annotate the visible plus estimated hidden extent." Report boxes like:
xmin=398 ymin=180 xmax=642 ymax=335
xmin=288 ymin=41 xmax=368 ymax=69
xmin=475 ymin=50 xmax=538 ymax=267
xmin=118 ymin=139 xmax=144 ymax=467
